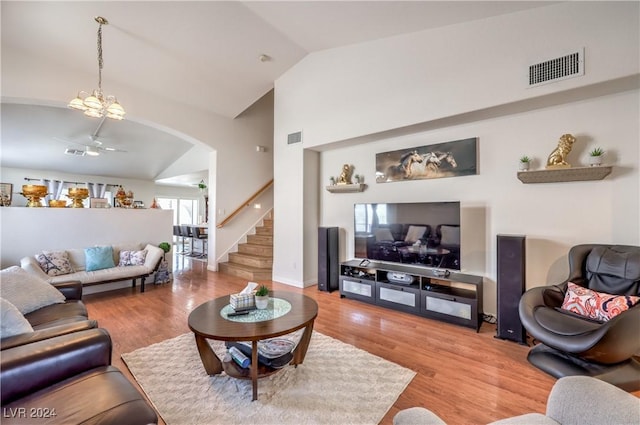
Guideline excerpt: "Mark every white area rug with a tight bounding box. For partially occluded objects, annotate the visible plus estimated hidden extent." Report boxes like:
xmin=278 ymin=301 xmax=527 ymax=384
xmin=122 ymin=331 xmax=415 ymax=425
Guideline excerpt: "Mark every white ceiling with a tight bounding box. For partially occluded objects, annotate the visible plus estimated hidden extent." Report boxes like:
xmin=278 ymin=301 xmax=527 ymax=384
xmin=1 ymin=1 xmax=557 ymax=185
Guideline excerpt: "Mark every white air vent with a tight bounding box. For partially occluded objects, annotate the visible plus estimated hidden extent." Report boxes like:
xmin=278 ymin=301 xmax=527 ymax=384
xmin=528 ymin=48 xmax=584 ymax=87
xmin=287 ymin=131 xmax=302 ymax=145
xmin=65 ymin=148 xmax=86 ymax=156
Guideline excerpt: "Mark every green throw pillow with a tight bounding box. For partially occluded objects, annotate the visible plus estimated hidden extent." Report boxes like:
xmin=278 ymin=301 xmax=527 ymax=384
xmin=85 ymin=246 xmax=115 ymax=272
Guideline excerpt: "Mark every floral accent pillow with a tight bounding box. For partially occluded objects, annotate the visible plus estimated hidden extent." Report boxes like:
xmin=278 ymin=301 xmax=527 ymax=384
xmin=561 ymin=282 xmax=640 ymax=322
xmin=35 ymin=251 xmax=74 ymax=276
xmin=118 ymin=250 xmax=148 ymax=267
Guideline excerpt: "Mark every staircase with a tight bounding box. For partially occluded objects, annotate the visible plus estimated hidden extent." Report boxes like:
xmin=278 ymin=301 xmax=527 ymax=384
xmin=218 ymin=214 xmax=273 ymax=281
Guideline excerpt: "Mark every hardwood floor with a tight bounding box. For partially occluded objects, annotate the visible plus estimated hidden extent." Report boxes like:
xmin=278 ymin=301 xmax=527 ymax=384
xmin=84 ymin=256 xmax=557 ymax=424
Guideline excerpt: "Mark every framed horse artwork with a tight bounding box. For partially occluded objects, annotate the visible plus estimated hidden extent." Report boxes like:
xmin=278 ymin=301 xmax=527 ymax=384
xmin=375 ymin=137 xmax=477 ymax=183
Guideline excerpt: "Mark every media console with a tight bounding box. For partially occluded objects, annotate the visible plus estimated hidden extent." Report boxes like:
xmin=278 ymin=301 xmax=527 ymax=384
xmin=339 ymin=260 xmax=483 ymax=331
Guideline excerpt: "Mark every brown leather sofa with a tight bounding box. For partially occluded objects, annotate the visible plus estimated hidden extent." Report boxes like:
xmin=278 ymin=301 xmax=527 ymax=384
xmin=1 ymin=281 xmax=97 ymax=351
xmin=1 ymin=328 xmax=158 ymax=425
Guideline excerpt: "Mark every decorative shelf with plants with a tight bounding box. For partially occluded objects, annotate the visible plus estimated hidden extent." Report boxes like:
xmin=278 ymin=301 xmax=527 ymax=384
xmin=325 ymin=183 xmax=367 ymax=193
xmin=517 ymin=166 xmax=612 ymax=184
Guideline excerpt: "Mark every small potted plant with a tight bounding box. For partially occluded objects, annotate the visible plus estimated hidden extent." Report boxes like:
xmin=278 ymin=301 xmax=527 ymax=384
xmin=588 ymin=147 xmax=604 ymax=166
xmin=158 ymin=242 xmax=171 ymax=259
xmin=519 ymin=156 xmax=532 ymax=171
xmin=254 ymin=284 xmax=270 ymax=309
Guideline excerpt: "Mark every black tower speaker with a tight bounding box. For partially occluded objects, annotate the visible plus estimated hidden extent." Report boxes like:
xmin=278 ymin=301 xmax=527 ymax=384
xmin=318 ymin=227 xmax=339 ymax=292
xmin=496 ymin=234 xmax=527 ymax=344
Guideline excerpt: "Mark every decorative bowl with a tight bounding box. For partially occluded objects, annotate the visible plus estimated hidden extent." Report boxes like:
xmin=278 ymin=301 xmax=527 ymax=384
xmin=49 ymin=200 xmax=67 ymax=208
xmin=68 ymin=187 xmax=89 ymax=198
xmin=21 ymin=184 xmax=48 ymax=197
xmin=67 ymin=187 xmax=89 ymax=208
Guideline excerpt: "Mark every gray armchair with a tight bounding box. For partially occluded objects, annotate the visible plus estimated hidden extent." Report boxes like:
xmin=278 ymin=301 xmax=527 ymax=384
xmin=393 ymin=376 xmax=640 ymax=425
xmin=518 ymin=244 xmax=640 ymax=390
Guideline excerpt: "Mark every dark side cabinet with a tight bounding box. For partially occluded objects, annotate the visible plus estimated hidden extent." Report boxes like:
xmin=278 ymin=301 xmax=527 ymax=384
xmin=318 ymin=227 xmax=339 ymax=292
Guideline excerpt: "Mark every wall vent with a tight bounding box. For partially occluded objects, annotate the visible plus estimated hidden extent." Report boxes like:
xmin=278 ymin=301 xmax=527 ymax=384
xmin=287 ymin=131 xmax=302 ymax=145
xmin=64 ymin=148 xmax=86 ymax=156
xmin=528 ymin=48 xmax=584 ymax=87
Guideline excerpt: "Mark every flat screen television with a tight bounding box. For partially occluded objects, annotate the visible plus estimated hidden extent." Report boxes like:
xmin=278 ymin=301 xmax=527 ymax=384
xmin=354 ymin=201 xmax=461 ymax=270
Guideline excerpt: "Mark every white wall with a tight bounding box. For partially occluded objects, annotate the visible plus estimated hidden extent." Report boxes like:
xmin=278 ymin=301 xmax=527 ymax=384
xmin=212 ymin=91 xmax=275 ymax=270
xmin=0 ymin=207 xmax=172 ymax=278
xmin=275 ymin=2 xmax=639 ymax=147
xmin=273 ymin=2 xmax=640 ymax=314
xmin=320 ymin=91 xmax=639 ymax=314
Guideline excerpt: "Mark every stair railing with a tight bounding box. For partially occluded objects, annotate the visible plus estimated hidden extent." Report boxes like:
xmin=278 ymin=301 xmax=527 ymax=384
xmin=216 ymin=179 xmax=274 ymax=228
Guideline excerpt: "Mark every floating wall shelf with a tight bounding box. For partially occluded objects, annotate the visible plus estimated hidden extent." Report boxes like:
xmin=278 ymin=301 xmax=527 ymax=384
xmin=517 ymin=166 xmax=612 ymax=184
xmin=325 ymin=183 xmax=366 ymax=193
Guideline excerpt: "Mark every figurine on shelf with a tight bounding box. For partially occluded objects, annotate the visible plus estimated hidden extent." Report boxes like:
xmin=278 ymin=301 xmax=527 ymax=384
xmin=115 ymin=185 xmax=127 ymax=207
xmin=546 ymin=134 xmax=576 ymax=169
xmin=337 ymin=164 xmax=353 ymax=185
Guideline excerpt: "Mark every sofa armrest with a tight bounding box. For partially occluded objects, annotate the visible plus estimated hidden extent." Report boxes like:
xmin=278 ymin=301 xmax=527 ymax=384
xmin=20 ymin=256 xmax=50 ymax=281
xmin=0 ymin=328 xmax=112 ymax=405
xmin=0 ymin=320 xmax=98 ymax=351
xmin=52 ymin=280 xmax=83 ymax=300
xmin=546 ymin=376 xmax=640 ymax=424
xmin=393 ymin=407 xmax=447 ymax=425
xmin=143 ymin=244 xmax=164 ymax=271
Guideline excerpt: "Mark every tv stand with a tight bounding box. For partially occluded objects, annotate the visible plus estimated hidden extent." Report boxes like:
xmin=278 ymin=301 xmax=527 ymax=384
xmin=339 ymin=260 xmax=483 ymax=331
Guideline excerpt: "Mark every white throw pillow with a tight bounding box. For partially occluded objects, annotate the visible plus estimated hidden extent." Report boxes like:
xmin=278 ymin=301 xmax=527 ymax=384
xmin=0 ymin=297 xmax=34 ymax=338
xmin=404 ymin=225 xmax=427 ymax=243
xmin=35 ymin=250 xmax=74 ymax=276
xmin=0 ymin=266 xmax=66 ymax=314
xmin=118 ymin=250 xmax=148 ymax=267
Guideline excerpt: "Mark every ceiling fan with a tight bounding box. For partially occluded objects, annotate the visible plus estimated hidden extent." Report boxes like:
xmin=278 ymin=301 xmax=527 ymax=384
xmin=54 ymin=116 xmax=127 ymax=157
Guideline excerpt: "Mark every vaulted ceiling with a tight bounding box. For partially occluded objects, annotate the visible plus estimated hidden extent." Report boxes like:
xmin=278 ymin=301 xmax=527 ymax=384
xmin=1 ymin=1 xmax=556 ymax=185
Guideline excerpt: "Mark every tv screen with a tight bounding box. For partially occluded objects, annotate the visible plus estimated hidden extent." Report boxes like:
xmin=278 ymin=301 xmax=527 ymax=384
xmin=354 ymin=201 xmax=461 ymax=270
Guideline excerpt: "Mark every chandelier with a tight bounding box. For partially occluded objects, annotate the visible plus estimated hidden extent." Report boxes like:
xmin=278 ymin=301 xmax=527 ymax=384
xmin=68 ymin=16 xmax=125 ymax=120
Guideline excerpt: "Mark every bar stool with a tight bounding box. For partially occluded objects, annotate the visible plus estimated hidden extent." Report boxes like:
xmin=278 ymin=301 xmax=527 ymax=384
xmin=193 ymin=227 xmax=208 ymax=259
xmin=179 ymin=225 xmax=193 ymax=256
xmin=173 ymin=225 xmax=183 ymax=253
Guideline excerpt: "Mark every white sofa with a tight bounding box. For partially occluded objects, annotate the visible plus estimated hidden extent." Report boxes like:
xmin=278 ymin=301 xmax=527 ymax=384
xmin=20 ymin=243 xmax=164 ymax=293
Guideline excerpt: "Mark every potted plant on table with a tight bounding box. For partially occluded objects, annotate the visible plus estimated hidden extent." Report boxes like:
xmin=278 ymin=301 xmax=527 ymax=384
xmin=254 ymin=284 xmax=270 ymax=309
xmin=588 ymin=147 xmax=604 ymax=166
xmin=519 ymin=156 xmax=532 ymax=171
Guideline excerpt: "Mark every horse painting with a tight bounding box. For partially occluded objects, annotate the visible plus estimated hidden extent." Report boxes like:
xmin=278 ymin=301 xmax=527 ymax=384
xmin=421 ymin=151 xmax=458 ymax=176
xmin=375 ymin=137 xmax=477 ymax=183
xmin=384 ymin=150 xmax=423 ymax=181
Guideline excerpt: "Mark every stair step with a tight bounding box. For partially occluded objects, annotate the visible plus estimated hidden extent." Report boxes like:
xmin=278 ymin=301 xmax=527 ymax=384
xmin=247 ymin=234 xmax=272 ymax=245
xmin=219 ymin=262 xmax=272 ymax=281
xmin=229 ymin=252 xmax=272 ymax=268
xmin=255 ymin=226 xmax=273 ymax=236
xmin=239 ymin=243 xmax=273 ymax=256
xmin=218 ymin=210 xmax=274 ymax=281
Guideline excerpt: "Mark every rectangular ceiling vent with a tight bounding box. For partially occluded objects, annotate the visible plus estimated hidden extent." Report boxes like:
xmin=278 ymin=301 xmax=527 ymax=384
xmin=528 ymin=48 xmax=584 ymax=87
xmin=64 ymin=148 xmax=86 ymax=156
xmin=287 ymin=131 xmax=302 ymax=145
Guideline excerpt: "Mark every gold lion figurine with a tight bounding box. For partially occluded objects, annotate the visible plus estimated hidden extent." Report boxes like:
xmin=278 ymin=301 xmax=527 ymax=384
xmin=546 ymin=134 xmax=576 ymax=169
xmin=337 ymin=164 xmax=353 ymax=185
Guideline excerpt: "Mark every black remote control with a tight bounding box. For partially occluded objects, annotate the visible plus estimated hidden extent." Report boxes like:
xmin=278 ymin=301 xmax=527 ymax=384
xmin=227 ymin=310 xmax=250 ymax=317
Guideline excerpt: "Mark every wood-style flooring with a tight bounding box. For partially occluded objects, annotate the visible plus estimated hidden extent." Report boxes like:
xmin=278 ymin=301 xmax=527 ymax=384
xmin=82 ymin=256 xmax=575 ymax=424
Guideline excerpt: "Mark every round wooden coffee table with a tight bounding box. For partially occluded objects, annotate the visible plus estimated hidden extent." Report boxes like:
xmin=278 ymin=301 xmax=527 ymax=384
xmin=188 ymin=291 xmax=318 ymax=401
